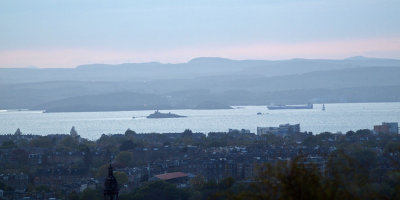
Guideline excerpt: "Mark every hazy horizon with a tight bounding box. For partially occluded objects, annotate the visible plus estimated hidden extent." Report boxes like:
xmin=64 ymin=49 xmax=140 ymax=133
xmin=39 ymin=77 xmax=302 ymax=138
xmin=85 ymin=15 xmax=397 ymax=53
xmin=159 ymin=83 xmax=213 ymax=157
xmin=1 ymin=55 xmax=400 ymax=69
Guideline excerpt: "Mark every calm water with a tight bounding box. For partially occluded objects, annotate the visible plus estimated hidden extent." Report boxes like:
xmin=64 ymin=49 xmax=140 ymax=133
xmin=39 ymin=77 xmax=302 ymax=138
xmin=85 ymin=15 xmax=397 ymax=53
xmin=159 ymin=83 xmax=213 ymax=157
xmin=0 ymin=103 xmax=399 ymax=140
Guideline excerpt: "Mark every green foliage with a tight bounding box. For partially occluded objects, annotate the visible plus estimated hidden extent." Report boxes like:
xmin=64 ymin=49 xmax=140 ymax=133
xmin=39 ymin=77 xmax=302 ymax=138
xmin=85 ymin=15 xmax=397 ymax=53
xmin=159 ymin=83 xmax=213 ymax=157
xmin=96 ymin=134 xmax=121 ymax=153
xmin=1 ymin=140 xmax=16 ymax=149
xmin=81 ymin=188 xmax=102 ymax=200
xmin=116 ymin=151 xmax=133 ymax=166
xmin=235 ymin=158 xmax=354 ymax=200
xmin=1 ymin=128 xmax=400 ymax=199
xmin=120 ymin=181 xmax=189 ymax=200
xmin=346 ymin=130 xmax=356 ymax=136
xmin=67 ymin=191 xmax=80 ymax=200
xmin=218 ymin=177 xmax=235 ymax=190
xmin=182 ymin=129 xmax=193 ymax=137
xmin=327 ymin=147 xmax=379 ymax=198
xmin=355 ymin=129 xmax=372 ymax=136
xmin=79 ymin=144 xmax=93 ymax=166
xmin=120 ymin=140 xmax=137 ymax=151
xmin=262 ymin=133 xmax=284 ymax=146
xmin=97 ymin=134 xmax=116 ymax=145
xmin=384 ymin=141 xmax=400 ymax=154
xmin=315 ymin=132 xmax=333 ymax=140
xmin=11 ymin=149 xmax=28 ymax=165
xmin=205 ymin=132 xmax=256 ymax=147
xmin=35 ymin=185 xmax=51 ymax=192
xmin=15 ymin=139 xmax=29 ymax=148
xmin=0 ymin=181 xmax=14 ymax=191
xmin=30 ymin=136 xmax=52 ymax=148
xmin=190 ymin=175 xmax=206 ymax=190
xmin=95 ymin=164 xmax=109 ymax=178
xmin=61 ymin=135 xmax=79 ymax=149
xmin=114 ymin=171 xmax=129 ymax=185
xmin=180 ymin=129 xmax=195 ymax=145
xmin=140 ymin=174 xmax=149 ymax=182
xmin=205 ymin=177 xmax=238 ymax=200
xmin=125 ymin=129 xmax=137 ymax=136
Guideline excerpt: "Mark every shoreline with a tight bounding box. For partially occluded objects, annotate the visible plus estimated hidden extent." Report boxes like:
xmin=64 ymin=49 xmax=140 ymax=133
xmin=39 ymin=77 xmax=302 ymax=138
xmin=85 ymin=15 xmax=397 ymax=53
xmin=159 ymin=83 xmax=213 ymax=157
xmin=2 ymin=101 xmax=400 ymax=113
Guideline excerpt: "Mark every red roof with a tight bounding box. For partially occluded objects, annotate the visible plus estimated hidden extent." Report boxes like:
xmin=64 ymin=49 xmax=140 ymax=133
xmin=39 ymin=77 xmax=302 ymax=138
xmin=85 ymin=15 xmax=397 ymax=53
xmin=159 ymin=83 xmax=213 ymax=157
xmin=154 ymin=172 xmax=188 ymax=180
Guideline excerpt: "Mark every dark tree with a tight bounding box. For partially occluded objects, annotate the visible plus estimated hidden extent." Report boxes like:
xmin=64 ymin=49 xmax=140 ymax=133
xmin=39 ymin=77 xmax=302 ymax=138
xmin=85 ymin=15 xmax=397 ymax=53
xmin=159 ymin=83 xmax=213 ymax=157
xmin=119 ymin=140 xmax=136 ymax=151
xmin=125 ymin=129 xmax=136 ymax=136
xmin=182 ymin=129 xmax=193 ymax=137
xmin=1 ymin=140 xmax=16 ymax=149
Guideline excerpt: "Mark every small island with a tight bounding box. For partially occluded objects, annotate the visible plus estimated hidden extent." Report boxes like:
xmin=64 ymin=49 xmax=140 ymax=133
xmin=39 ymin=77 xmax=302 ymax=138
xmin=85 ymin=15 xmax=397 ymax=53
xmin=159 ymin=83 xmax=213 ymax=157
xmin=146 ymin=110 xmax=186 ymax=118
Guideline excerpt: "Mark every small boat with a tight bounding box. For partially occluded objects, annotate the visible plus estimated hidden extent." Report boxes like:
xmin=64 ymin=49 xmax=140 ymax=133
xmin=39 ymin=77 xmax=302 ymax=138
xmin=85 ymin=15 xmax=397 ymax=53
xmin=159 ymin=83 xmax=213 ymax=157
xmin=322 ymin=104 xmax=326 ymax=111
xmin=257 ymin=112 xmax=262 ymax=115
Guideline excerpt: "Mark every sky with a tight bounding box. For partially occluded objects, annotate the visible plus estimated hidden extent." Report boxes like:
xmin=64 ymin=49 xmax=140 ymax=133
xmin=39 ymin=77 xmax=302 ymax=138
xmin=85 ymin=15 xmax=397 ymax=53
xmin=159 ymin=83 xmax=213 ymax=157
xmin=0 ymin=0 xmax=399 ymax=68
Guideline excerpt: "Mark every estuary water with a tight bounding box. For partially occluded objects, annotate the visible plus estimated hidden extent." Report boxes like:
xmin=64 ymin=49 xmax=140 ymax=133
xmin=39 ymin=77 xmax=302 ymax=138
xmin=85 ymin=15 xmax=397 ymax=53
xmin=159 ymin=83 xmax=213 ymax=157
xmin=0 ymin=102 xmax=399 ymax=140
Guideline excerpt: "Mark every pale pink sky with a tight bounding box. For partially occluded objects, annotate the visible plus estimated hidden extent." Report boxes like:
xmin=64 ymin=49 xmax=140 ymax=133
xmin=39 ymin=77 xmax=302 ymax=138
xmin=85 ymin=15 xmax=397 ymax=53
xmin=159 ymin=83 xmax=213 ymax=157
xmin=0 ymin=37 xmax=399 ymax=68
xmin=2 ymin=0 xmax=400 ymax=68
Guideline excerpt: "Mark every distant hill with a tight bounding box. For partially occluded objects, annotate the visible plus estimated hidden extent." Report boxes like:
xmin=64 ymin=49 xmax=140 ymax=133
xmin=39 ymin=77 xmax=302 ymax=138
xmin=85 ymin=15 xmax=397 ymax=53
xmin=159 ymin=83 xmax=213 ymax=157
xmin=1 ymin=57 xmax=399 ymax=84
xmin=194 ymin=101 xmax=233 ymax=110
xmin=35 ymin=92 xmax=172 ymax=112
xmin=28 ymin=85 xmax=400 ymax=112
xmin=1 ymin=57 xmax=400 ymax=112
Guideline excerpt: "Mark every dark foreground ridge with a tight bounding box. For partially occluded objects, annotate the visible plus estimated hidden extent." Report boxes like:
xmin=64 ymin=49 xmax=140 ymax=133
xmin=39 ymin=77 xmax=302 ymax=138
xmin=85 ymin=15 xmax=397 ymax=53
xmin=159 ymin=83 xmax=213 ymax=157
xmin=0 ymin=126 xmax=399 ymax=199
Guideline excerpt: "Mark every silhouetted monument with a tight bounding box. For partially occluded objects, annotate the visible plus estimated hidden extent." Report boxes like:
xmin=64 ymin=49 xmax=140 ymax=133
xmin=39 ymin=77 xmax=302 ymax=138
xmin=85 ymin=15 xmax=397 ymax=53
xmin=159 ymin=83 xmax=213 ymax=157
xmin=104 ymin=163 xmax=119 ymax=200
xmin=14 ymin=128 xmax=22 ymax=136
xmin=70 ymin=126 xmax=78 ymax=137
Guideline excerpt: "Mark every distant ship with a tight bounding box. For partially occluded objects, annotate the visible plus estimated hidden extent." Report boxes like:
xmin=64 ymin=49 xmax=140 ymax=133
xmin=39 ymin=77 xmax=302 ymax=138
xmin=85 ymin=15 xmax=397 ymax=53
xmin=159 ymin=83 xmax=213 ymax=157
xmin=267 ymin=103 xmax=313 ymax=110
xmin=146 ymin=110 xmax=186 ymax=118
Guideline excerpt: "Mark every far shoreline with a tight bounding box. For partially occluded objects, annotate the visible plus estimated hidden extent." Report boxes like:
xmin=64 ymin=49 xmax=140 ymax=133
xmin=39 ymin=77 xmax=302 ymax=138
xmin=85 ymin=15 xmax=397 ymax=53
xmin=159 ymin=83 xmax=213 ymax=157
xmin=2 ymin=101 xmax=400 ymax=114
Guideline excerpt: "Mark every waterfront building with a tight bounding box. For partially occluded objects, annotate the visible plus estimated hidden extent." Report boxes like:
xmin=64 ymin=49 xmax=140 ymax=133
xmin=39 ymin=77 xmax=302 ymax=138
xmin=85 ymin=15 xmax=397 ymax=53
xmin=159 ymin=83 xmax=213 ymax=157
xmin=228 ymin=128 xmax=251 ymax=134
xmin=257 ymin=124 xmax=300 ymax=136
xmin=374 ymin=122 xmax=399 ymax=134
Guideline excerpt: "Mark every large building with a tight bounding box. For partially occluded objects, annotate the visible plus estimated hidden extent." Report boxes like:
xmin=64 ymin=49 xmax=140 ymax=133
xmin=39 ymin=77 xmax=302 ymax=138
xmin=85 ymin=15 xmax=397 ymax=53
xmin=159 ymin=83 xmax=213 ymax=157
xmin=374 ymin=122 xmax=399 ymax=134
xmin=257 ymin=124 xmax=300 ymax=136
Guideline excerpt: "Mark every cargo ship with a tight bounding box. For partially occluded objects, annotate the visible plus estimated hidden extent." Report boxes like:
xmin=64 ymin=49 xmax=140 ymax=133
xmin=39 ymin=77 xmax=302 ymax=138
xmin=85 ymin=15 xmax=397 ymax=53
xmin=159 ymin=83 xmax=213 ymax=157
xmin=267 ymin=103 xmax=313 ymax=110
